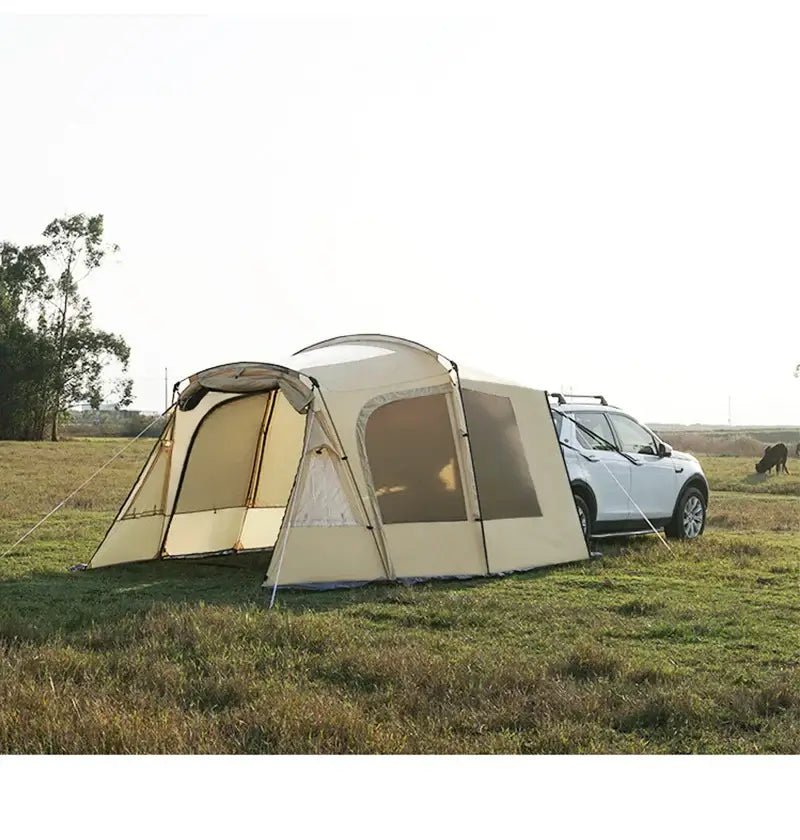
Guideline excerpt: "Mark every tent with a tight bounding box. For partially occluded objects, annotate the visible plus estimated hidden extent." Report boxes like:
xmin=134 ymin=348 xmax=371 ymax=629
xmin=91 ymin=334 xmax=589 ymax=588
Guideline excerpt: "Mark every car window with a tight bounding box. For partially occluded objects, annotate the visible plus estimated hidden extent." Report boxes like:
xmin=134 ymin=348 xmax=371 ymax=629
xmin=608 ymin=414 xmax=657 ymax=454
xmin=551 ymin=411 xmax=563 ymax=437
xmin=572 ymin=412 xmax=616 ymax=451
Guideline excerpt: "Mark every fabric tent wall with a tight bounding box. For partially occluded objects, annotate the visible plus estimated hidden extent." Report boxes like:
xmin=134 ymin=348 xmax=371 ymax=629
xmin=240 ymin=389 xmax=307 ymax=549
xmin=90 ymin=417 xmax=175 ymax=568
xmin=459 ymin=374 xmax=588 ymax=573
xmin=263 ymin=407 xmax=387 ymax=587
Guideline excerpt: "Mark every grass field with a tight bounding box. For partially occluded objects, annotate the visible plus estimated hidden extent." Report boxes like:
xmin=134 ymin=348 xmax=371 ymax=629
xmin=0 ymin=439 xmax=798 ymax=754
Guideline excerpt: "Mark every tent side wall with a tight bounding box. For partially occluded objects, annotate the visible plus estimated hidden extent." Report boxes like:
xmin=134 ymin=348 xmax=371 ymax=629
xmin=459 ymin=375 xmax=589 ymax=572
xmin=90 ymin=414 xmax=175 ymax=568
xmin=263 ymin=404 xmax=388 ymax=588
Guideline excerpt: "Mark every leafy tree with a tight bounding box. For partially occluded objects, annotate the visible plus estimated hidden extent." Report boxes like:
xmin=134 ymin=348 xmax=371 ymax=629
xmin=0 ymin=214 xmax=133 ymax=441
xmin=0 ymin=243 xmax=51 ymax=439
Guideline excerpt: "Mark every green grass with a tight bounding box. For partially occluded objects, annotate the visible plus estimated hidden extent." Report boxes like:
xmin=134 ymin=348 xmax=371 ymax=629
xmin=0 ymin=445 xmax=798 ymax=753
xmin=703 ymin=455 xmax=800 ymax=496
xmin=0 ymin=437 xmax=154 ymax=519
xmin=707 ymin=493 xmax=800 ymax=532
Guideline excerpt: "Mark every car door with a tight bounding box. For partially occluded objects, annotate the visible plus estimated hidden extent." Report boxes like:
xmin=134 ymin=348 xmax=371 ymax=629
xmin=569 ymin=411 xmax=632 ymax=525
xmin=607 ymin=412 xmax=678 ymax=521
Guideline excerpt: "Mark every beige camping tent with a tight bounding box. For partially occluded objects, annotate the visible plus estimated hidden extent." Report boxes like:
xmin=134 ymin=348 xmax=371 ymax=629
xmin=91 ymin=334 xmax=589 ymax=587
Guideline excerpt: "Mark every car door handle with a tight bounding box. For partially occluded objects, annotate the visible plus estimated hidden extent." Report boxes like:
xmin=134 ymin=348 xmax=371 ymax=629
xmin=675 ymin=465 xmax=684 ymax=473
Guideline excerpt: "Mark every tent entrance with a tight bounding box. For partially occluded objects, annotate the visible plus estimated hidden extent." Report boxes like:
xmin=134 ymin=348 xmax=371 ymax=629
xmin=163 ymin=388 xmax=306 ymax=559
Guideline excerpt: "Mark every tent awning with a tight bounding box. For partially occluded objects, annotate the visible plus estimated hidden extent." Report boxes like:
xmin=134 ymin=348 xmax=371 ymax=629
xmin=178 ymin=362 xmax=314 ymax=412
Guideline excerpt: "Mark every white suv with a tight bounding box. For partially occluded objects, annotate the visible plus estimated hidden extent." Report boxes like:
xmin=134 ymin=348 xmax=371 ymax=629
xmin=549 ymin=394 xmax=709 ymax=542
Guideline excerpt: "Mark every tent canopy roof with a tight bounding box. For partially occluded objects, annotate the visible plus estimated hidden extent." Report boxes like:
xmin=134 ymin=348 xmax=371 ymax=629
xmin=176 ymin=334 xmax=534 ymax=411
xmin=294 ymin=333 xmax=446 ymax=362
xmin=293 ymin=334 xmax=530 ymax=390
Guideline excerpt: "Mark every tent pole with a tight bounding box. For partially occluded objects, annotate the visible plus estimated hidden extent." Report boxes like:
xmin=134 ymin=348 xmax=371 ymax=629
xmin=451 ymin=362 xmax=491 ymax=575
xmin=234 ymin=391 xmax=276 ymax=551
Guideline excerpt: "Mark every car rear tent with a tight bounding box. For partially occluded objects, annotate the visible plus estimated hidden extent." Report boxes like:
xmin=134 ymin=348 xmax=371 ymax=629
xmin=90 ymin=334 xmax=589 ymax=588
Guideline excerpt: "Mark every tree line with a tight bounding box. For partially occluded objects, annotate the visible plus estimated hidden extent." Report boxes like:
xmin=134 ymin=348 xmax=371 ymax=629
xmin=0 ymin=214 xmax=132 ymax=440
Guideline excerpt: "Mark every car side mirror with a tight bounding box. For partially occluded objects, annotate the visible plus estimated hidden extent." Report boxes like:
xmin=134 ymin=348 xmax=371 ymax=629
xmin=657 ymin=441 xmax=672 ymax=458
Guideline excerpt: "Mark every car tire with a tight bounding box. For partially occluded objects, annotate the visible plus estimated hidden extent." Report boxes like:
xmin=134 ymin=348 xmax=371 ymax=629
xmin=573 ymin=493 xmax=592 ymax=542
xmin=665 ymin=486 xmax=706 ymax=540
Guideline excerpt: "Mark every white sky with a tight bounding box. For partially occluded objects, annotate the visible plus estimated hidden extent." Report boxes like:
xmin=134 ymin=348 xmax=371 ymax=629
xmin=1 ymin=5 xmax=799 ymax=425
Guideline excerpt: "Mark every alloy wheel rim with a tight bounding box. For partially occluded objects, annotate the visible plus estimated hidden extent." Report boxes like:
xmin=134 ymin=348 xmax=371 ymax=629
xmin=682 ymin=495 xmax=704 ymax=537
xmin=577 ymin=505 xmax=588 ymax=536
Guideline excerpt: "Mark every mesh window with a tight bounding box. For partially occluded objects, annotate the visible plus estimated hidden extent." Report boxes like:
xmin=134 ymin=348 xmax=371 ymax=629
xmin=122 ymin=416 xmax=175 ymax=520
xmin=462 ymin=389 xmax=542 ymax=520
xmin=123 ymin=441 xmax=170 ymax=518
xmin=365 ymin=393 xmax=467 ymax=524
xmin=175 ymin=394 xmax=268 ymax=514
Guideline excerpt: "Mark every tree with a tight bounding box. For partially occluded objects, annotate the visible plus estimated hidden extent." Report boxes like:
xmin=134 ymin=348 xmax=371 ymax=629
xmin=0 ymin=243 xmax=52 ymax=439
xmin=0 ymin=214 xmax=133 ymax=441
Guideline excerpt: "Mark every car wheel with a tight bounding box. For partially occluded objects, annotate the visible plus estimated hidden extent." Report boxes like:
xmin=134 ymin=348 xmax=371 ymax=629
xmin=573 ymin=493 xmax=592 ymax=542
xmin=665 ymin=487 xmax=706 ymax=540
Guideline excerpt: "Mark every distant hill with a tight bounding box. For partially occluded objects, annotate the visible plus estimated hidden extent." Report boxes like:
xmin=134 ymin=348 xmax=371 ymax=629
xmin=650 ymin=423 xmax=800 ymax=433
xmin=650 ymin=424 xmax=800 ymax=440
xmin=648 ymin=425 xmax=800 ymax=456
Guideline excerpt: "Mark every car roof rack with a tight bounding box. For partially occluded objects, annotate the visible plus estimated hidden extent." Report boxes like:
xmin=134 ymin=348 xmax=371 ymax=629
xmin=548 ymin=392 xmax=609 ymax=406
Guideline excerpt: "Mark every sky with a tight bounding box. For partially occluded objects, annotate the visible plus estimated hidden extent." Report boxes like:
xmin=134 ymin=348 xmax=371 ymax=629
xmin=1 ymin=5 xmax=799 ymax=425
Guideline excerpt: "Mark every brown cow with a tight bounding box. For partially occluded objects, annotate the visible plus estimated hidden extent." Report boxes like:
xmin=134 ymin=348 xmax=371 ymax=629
xmin=756 ymin=443 xmax=789 ymax=475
